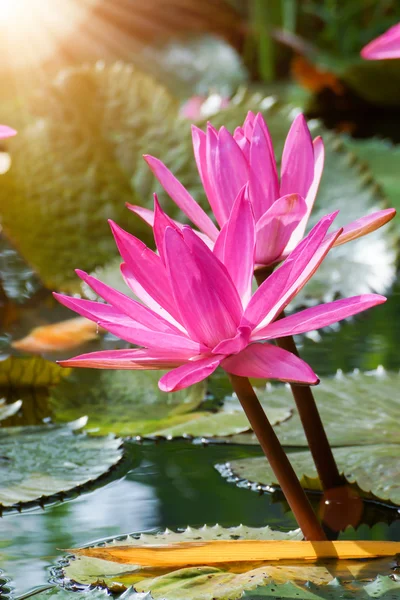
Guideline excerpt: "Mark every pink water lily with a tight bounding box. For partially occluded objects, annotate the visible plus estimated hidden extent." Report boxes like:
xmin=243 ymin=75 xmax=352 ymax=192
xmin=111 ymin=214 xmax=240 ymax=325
xmin=0 ymin=125 xmax=16 ymax=139
xmin=55 ymin=199 xmax=385 ymax=392
xmin=129 ymin=112 xmax=395 ymax=267
xmin=361 ymin=23 xmax=400 ymax=60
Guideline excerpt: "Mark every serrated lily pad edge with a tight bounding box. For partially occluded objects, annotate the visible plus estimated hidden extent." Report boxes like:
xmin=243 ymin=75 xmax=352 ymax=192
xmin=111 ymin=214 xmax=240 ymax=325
xmin=0 ymin=428 xmax=126 ymax=516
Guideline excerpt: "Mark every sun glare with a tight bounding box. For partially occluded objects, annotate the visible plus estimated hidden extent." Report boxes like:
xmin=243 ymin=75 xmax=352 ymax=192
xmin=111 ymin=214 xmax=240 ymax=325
xmin=0 ymin=0 xmax=96 ymax=68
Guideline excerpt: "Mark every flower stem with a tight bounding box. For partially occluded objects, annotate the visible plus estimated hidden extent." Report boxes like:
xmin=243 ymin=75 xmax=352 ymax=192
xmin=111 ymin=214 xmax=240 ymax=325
xmin=254 ymin=267 xmax=344 ymax=492
xmin=229 ymin=374 xmax=326 ymax=541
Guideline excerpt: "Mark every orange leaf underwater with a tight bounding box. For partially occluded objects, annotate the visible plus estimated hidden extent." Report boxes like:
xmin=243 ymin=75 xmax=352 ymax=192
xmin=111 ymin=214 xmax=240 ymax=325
xmin=13 ymin=318 xmax=102 ymax=353
xmin=70 ymin=540 xmax=400 ymax=568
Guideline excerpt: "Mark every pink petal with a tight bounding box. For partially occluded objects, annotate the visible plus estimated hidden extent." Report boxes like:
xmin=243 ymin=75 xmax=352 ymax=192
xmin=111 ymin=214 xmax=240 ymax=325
xmin=164 ymin=227 xmax=242 ymax=348
xmin=284 ymin=136 xmax=325 ymax=253
xmin=109 ymin=220 xmax=181 ymax=322
xmin=126 ymin=204 xmax=155 ymax=227
xmin=248 ymin=113 xmax=279 ymax=219
xmin=152 ymin=194 xmax=181 ymax=261
xmin=361 ymin=23 xmax=400 ymax=60
xmin=53 ymin=293 xmax=125 ymax=322
xmin=97 ymin=319 xmax=205 ymax=353
xmin=233 ymin=126 xmax=250 ymax=160
xmin=192 ymin=125 xmax=223 ymax=227
xmin=213 ymin=127 xmax=250 ymax=223
xmin=243 ymin=111 xmax=256 ymax=139
xmin=143 ymin=154 xmax=219 ymax=241
xmin=159 ymin=356 xmax=222 ymax=392
xmin=243 ymin=212 xmax=340 ymax=330
xmin=0 ymin=125 xmax=16 ymax=139
xmin=255 ymin=193 xmax=307 ymax=266
xmin=120 ymin=263 xmax=185 ymax=331
xmin=222 ymin=343 xmax=319 ymax=385
xmin=333 ymin=208 xmax=397 ymax=247
xmin=254 ymin=294 xmax=386 ymax=341
xmin=212 ymin=326 xmax=252 ymax=355
xmin=126 ymin=203 xmax=215 ymax=250
xmin=280 ymin=114 xmax=314 ymax=199
xmin=58 ymin=348 xmax=189 ymax=370
xmin=213 ymin=186 xmax=256 ymax=306
xmin=75 ymin=269 xmax=181 ymax=334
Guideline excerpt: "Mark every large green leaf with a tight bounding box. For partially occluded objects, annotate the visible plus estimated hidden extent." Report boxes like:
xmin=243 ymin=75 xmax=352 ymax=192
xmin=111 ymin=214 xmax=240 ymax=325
xmin=0 ymin=420 xmax=122 ymax=511
xmin=341 ymin=137 xmax=400 ymax=211
xmin=50 ymin=368 xmax=207 ymax=436
xmin=221 ymin=444 xmax=400 ymax=506
xmin=151 ymin=397 xmax=291 ymax=438
xmin=213 ymin=370 xmax=400 ymax=447
xmin=0 ymin=64 xmax=179 ymax=290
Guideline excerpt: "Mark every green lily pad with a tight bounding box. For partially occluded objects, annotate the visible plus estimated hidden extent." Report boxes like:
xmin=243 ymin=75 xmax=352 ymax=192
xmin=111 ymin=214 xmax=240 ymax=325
xmin=50 ymin=368 xmax=207 ymax=436
xmin=0 ymin=420 xmax=122 ymax=511
xmin=214 ymin=370 xmax=400 ymax=447
xmin=221 ymin=443 xmax=400 ymax=506
xmin=151 ymin=397 xmax=292 ymax=438
xmin=61 ymin=525 xmax=399 ymax=599
xmin=341 ymin=137 xmax=400 ymax=211
xmin=27 ymin=588 xmax=115 ymax=600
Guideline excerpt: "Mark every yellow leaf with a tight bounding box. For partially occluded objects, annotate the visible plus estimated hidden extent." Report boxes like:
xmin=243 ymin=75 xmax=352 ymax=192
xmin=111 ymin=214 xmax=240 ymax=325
xmin=71 ymin=540 xmax=400 ymax=568
xmin=12 ymin=318 xmax=101 ymax=353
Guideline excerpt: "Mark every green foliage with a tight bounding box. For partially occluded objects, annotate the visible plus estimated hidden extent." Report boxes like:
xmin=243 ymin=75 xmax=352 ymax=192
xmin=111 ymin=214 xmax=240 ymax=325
xmin=223 ymin=444 xmax=400 ymax=506
xmin=50 ymin=368 xmax=207 ymax=436
xmin=0 ymin=420 xmax=122 ymax=511
xmin=212 ymin=369 xmax=400 ymax=447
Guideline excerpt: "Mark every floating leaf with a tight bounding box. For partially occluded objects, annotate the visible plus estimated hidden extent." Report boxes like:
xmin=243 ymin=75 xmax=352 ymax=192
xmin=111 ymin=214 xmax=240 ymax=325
xmin=0 ymin=420 xmax=122 ymax=511
xmin=50 ymin=368 xmax=207 ymax=436
xmin=26 ymin=588 xmax=114 ymax=600
xmin=61 ymin=526 xmax=400 ymax=599
xmin=12 ymin=318 xmax=101 ymax=353
xmin=341 ymin=137 xmax=400 ymax=212
xmin=221 ymin=444 xmax=400 ymax=507
xmin=214 ymin=370 xmax=400 ymax=447
xmin=151 ymin=397 xmax=291 ymax=438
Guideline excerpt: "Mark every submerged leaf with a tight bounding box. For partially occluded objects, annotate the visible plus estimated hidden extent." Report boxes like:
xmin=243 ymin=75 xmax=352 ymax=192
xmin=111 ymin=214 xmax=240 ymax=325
xmin=0 ymin=421 xmax=122 ymax=511
xmin=12 ymin=318 xmax=101 ymax=353
xmin=222 ymin=444 xmax=400 ymax=506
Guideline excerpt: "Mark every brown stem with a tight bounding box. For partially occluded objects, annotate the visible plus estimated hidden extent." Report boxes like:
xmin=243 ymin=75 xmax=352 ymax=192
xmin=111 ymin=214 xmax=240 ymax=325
xmin=229 ymin=374 xmax=327 ymax=541
xmin=254 ymin=267 xmax=344 ymax=492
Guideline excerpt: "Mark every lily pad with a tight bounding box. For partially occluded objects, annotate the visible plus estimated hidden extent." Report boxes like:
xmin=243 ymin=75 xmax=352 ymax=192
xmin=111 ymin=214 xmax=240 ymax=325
xmin=60 ymin=526 xmax=399 ymax=599
xmin=341 ymin=137 xmax=400 ymax=211
xmin=221 ymin=444 xmax=400 ymax=506
xmin=151 ymin=397 xmax=292 ymax=438
xmin=214 ymin=370 xmax=400 ymax=447
xmin=27 ymin=588 xmax=114 ymax=600
xmin=50 ymin=368 xmax=207 ymax=436
xmin=62 ymin=525 xmax=302 ymax=591
xmin=0 ymin=420 xmax=122 ymax=511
